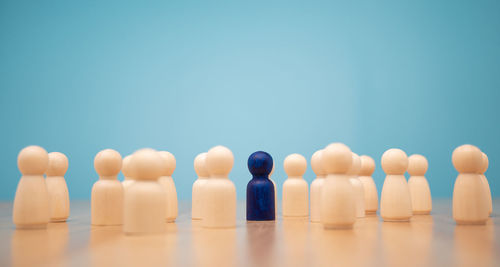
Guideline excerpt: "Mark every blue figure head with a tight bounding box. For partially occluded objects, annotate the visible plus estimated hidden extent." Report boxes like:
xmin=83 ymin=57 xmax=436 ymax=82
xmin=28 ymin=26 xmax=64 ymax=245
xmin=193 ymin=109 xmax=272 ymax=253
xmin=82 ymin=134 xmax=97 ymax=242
xmin=248 ymin=151 xmax=273 ymax=177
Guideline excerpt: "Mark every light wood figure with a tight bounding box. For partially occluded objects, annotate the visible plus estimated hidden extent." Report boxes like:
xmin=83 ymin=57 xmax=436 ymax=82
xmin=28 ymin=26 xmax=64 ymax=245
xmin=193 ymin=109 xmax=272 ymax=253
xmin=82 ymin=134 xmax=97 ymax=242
xmin=408 ymin=154 xmax=432 ymax=215
xmin=124 ymin=148 xmax=166 ymax=234
xmin=321 ymin=143 xmax=355 ymax=229
xmin=380 ymin=148 xmax=412 ymax=222
xmin=348 ymin=153 xmax=365 ymax=218
xmin=269 ymin=164 xmax=277 ymax=216
xmin=479 ymin=152 xmax=492 ymax=216
xmin=359 ymin=155 xmax=378 ymax=214
xmin=13 ymin=146 xmax=50 ymax=229
xmin=452 ymin=145 xmax=489 ymax=224
xmin=46 ymin=152 xmax=70 ymax=222
xmin=158 ymin=151 xmax=178 ymax=222
xmin=192 ymin=152 xmax=208 ymax=220
xmin=91 ymin=149 xmax=124 ymax=226
xmin=202 ymin=145 xmax=236 ymax=228
xmin=282 ymin=153 xmax=309 ymax=217
xmin=310 ymin=150 xmax=326 ymax=222
xmin=121 ymin=155 xmax=135 ymax=191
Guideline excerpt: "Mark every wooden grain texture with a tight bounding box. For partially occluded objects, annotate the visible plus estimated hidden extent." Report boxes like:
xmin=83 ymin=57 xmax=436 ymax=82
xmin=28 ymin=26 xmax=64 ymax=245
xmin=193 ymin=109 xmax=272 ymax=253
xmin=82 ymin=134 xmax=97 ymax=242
xmin=0 ymin=200 xmax=499 ymax=267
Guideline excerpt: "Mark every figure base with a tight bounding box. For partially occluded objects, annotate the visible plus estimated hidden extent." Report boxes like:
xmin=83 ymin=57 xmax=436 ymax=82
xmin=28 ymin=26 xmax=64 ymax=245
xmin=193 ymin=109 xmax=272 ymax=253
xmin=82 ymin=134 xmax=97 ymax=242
xmin=323 ymin=223 xmax=354 ymax=230
xmin=50 ymin=218 xmax=68 ymax=222
xmin=16 ymin=223 xmax=47 ymax=230
xmin=455 ymin=220 xmax=487 ymax=225
xmin=382 ymin=217 xmax=411 ymax=222
xmin=413 ymin=210 xmax=431 ymax=215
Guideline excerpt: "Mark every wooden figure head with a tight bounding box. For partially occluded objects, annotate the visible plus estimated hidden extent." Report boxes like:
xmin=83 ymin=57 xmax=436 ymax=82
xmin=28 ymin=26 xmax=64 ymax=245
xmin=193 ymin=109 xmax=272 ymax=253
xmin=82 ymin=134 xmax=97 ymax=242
xmin=247 ymin=151 xmax=273 ymax=177
xmin=284 ymin=153 xmax=307 ymax=177
xmin=206 ymin=145 xmax=234 ymax=177
xmin=322 ymin=143 xmax=352 ymax=175
xmin=194 ymin=152 xmax=209 ymax=178
xmin=381 ymin=148 xmax=408 ymax=175
xmin=408 ymin=154 xmax=428 ymax=176
xmin=452 ymin=144 xmax=483 ymax=174
xmin=18 ymin=145 xmax=49 ymax=175
xmin=359 ymin=155 xmax=375 ymax=176
xmin=311 ymin=150 xmax=326 ymax=176
xmin=47 ymin=152 xmax=68 ymax=176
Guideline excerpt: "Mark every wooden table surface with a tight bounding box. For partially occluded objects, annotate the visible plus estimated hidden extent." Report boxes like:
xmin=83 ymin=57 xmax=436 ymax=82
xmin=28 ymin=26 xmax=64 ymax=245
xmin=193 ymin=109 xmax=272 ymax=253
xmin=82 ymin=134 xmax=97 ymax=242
xmin=1 ymin=200 xmax=499 ymax=267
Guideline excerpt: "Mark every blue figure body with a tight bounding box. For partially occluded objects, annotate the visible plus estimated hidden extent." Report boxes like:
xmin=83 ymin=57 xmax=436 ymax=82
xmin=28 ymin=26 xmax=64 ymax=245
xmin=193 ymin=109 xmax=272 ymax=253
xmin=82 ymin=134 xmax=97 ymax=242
xmin=247 ymin=151 xmax=275 ymax=221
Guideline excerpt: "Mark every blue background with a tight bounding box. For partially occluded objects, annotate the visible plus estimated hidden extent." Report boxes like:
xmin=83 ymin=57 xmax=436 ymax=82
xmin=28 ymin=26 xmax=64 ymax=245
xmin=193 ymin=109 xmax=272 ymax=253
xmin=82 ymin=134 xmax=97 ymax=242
xmin=1 ymin=0 xmax=499 ymax=200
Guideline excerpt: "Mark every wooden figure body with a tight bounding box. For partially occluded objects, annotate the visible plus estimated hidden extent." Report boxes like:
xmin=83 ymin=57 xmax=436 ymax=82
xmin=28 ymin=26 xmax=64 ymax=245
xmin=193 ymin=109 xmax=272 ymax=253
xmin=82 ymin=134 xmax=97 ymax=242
xmin=202 ymin=146 xmax=236 ymax=228
xmin=246 ymin=151 xmax=275 ymax=221
xmin=310 ymin=150 xmax=326 ymax=222
xmin=348 ymin=153 xmax=365 ymax=218
xmin=13 ymin=146 xmax=50 ymax=229
xmin=358 ymin=155 xmax=378 ymax=214
xmin=282 ymin=153 xmax=309 ymax=217
xmin=269 ymin=164 xmax=277 ymax=216
xmin=479 ymin=152 xmax=492 ymax=215
xmin=121 ymin=155 xmax=135 ymax=191
xmin=91 ymin=149 xmax=123 ymax=226
xmin=46 ymin=152 xmax=70 ymax=222
xmin=124 ymin=148 xmax=166 ymax=234
xmin=452 ymin=145 xmax=489 ymax=225
xmin=380 ymin=148 xmax=412 ymax=222
xmin=158 ymin=151 xmax=178 ymax=222
xmin=192 ymin=152 xmax=208 ymax=220
xmin=321 ymin=143 xmax=355 ymax=229
xmin=408 ymin=154 xmax=432 ymax=215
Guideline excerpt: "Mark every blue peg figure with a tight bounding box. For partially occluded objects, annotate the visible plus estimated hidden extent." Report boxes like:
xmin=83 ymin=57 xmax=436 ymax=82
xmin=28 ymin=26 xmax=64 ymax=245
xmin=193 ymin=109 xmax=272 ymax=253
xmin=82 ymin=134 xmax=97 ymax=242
xmin=247 ymin=151 xmax=275 ymax=221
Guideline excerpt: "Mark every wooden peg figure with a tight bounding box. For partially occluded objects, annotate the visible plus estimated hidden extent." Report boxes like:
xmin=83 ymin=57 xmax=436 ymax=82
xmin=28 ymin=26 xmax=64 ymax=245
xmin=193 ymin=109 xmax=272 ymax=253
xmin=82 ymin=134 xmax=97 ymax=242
xmin=246 ymin=151 xmax=275 ymax=221
xmin=452 ymin=145 xmax=489 ymax=224
xmin=310 ymin=150 xmax=326 ymax=222
xmin=358 ymin=155 xmax=378 ymax=214
xmin=380 ymin=148 xmax=412 ymax=222
xmin=348 ymin=153 xmax=365 ymax=218
xmin=192 ymin=152 xmax=209 ymax=220
xmin=91 ymin=149 xmax=124 ymax=226
xmin=46 ymin=152 xmax=70 ymax=222
xmin=321 ymin=143 xmax=355 ymax=229
xmin=282 ymin=153 xmax=309 ymax=218
xmin=479 ymin=152 xmax=492 ymax=216
xmin=408 ymin=154 xmax=432 ymax=215
xmin=121 ymin=155 xmax=136 ymax=191
xmin=202 ymin=145 xmax=236 ymax=228
xmin=158 ymin=151 xmax=178 ymax=222
xmin=124 ymin=149 xmax=166 ymax=234
xmin=13 ymin=146 xmax=50 ymax=229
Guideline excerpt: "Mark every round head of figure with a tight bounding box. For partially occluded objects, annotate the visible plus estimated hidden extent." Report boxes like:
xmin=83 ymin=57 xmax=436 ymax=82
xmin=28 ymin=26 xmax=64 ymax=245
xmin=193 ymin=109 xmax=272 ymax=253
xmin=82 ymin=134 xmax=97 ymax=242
xmin=18 ymin=145 xmax=49 ymax=175
xmin=452 ymin=144 xmax=483 ymax=174
xmin=206 ymin=145 xmax=234 ymax=177
xmin=247 ymin=151 xmax=273 ymax=177
xmin=381 ymin=148 xmax=408 ymax=175
xmin=194 ymin=152 xmax=209 ymax=178
xmin=321 ymin=143 xmax=352 ymax=175
xmin=284 ymin=153 xmax=307 ymax=177
xmin=270 ymin=162 xmax=275 ymax=178
xmin=359 ymin=155 xmax=375 ymax=176
xmin=132 ymin=148 xmax=162 ymax=180
xmin=311 ymin=150 xmax=326 ymax=176
xmin=479 ymin=152 xmax=489 ymax=174
xmin=346 ymin=153 xmax=361 ymax=176
xmin=122 ymin=155 xmax=136 ymax=179
xmin=407 ymin=154 xmax=428 ymax=176
xmin=158 ymin=151 xmax=176 ymax=177
xmin=46 ymin=152 xmax=69 ymax=176
xmin=94 ymin=149 xmax=122 ymax=177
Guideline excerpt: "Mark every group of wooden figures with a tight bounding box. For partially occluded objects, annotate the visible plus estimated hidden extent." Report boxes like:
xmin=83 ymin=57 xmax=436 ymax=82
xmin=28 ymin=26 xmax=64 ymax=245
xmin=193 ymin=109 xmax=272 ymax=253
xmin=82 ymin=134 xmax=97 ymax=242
xmin=12 ymin=143 xmax=492 ymax=233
